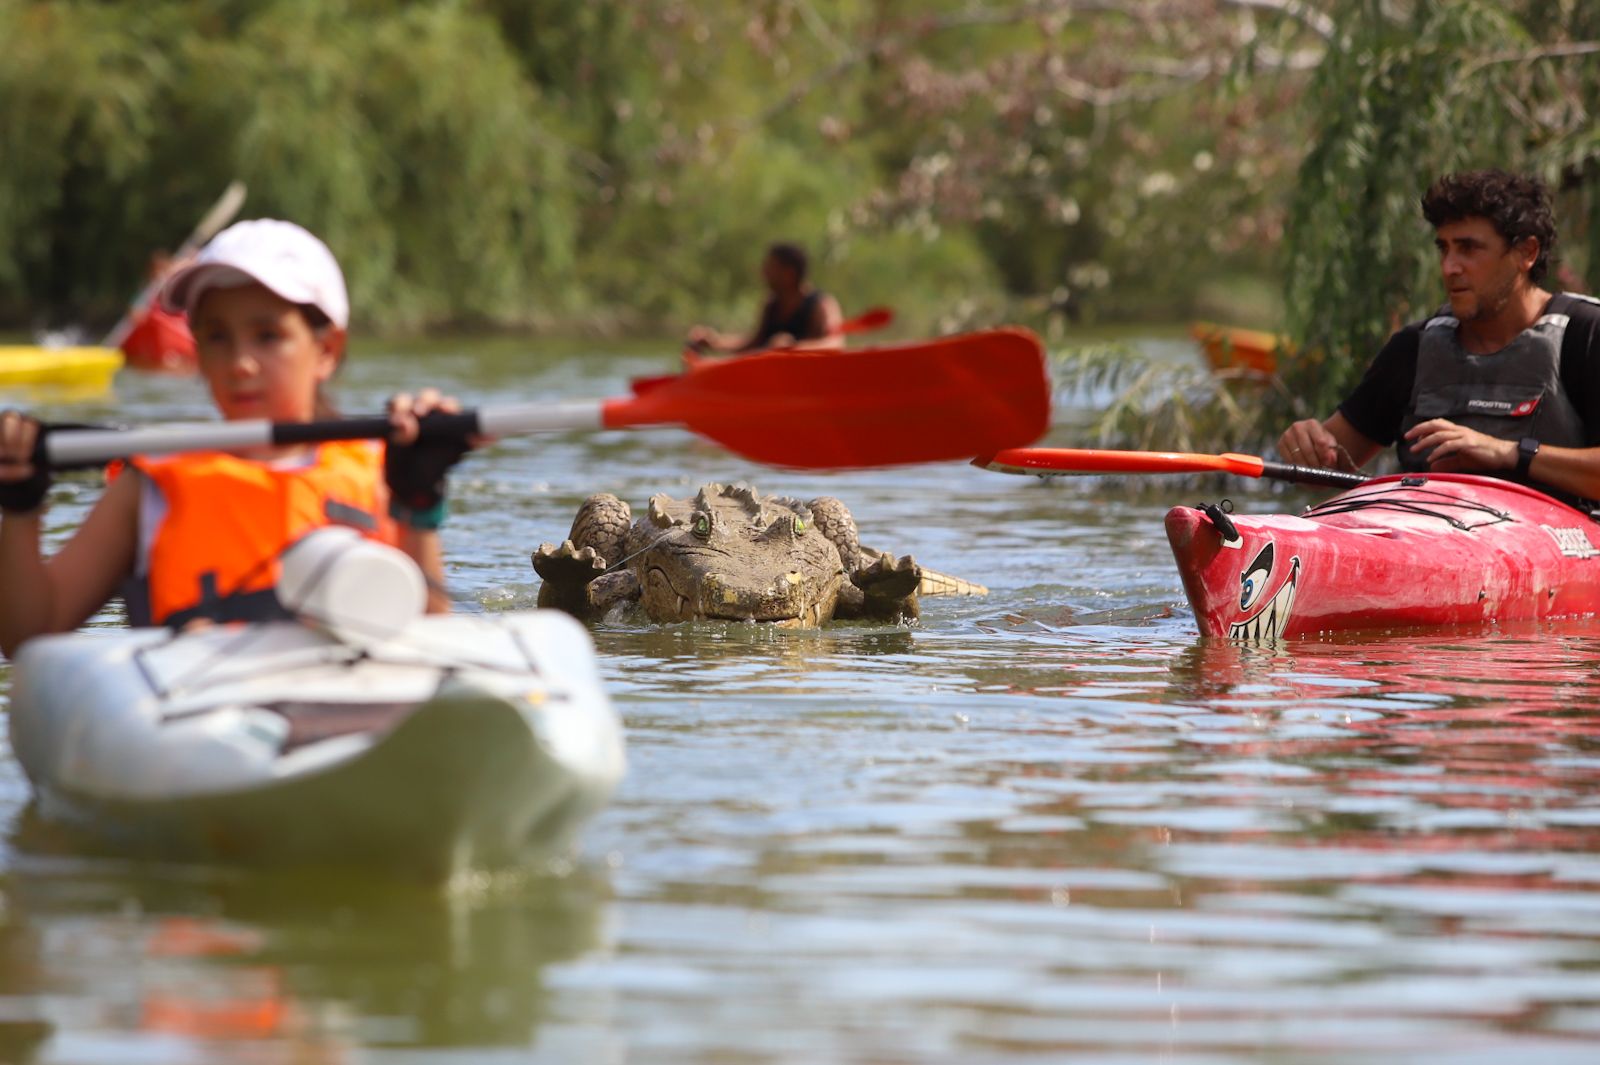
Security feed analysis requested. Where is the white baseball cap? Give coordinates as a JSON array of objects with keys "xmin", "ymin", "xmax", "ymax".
[{"xmin": 159, "ymin": 219, "xmax": 350, "ymax": 328}]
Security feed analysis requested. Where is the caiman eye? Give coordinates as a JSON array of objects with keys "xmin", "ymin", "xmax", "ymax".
[
  {"xmin": 691, "ymin": 514, "xmax": 712, "ymax": 539},
  {"xmin": 793, "ymin": 516, "xmax": 806, "ymax": 534},
  {"xmin": 1239, "ymin": 542, "xmax": 1274, "ymax": 611}
]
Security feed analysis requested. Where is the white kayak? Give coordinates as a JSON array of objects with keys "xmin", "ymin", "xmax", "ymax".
[{"xmin": 7, "ymin": 608, "xmax": 625, "ymax": 880}]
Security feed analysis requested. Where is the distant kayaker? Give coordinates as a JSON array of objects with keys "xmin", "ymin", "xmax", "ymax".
[
  {"xmin": 686, "ymin": 242, "xmax": 844, "ymax": 353},
  {"xmin": 1280, "ymin": 169, "xmax": 1600, "ymax": 501},
  {"xmin": 0, "ymin": 219, "xmax": 477, "ymax": 657}
]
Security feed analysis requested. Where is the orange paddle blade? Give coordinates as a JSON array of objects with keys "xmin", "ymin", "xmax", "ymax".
[{"xmin": 606, "ymin": 328, "xmax": 1050, "ymax": 468}]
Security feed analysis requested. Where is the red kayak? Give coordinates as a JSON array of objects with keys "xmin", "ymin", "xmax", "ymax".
[
  {"xmin": 1167, "ymin": 474, "xmax": 1600, "ymax": 638},
  {"xmin": 120, "ymin": 305, "xmax": 197, "ymax": 374}
]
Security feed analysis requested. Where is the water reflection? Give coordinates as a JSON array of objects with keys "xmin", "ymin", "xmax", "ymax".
[{"xmin": 1, "ymin": 862, "xmax": 608, "ymax": 1062}]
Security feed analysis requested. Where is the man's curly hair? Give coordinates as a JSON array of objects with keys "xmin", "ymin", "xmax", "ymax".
[{"xmin": 1421, "ymin": 169, "xmax": 1558, "ymax": 284}]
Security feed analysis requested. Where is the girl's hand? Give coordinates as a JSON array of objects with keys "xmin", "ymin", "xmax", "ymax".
[
  {"xmin": 0, "ymin": 411, "xmax": 50, "ymax": 514},
  {"xmin": 383, "ymin": 390, "xmax": 475, "ymax": 527}
]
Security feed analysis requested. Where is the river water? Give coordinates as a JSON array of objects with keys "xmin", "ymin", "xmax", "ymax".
[{"xmin": 2, "ymin": 340, "xmax": 1600, "ymax": 1063}]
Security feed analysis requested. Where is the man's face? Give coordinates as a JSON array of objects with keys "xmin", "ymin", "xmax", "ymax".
[
  {"xmin": 761, "ymin": 255, "xmax": 795, "ymax": 292},
  {"xmin": 1435, "ymin": 216, "xmax": 1536, "ymax": 322}
]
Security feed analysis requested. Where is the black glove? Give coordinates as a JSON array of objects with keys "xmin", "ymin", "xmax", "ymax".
[
  {"xmin": 0, "ymin": 413, "xmax": 50, "ymax": 515},
  {"xmin": 384, "ymin": 432, "xmax": 471, "ymax": 513}
]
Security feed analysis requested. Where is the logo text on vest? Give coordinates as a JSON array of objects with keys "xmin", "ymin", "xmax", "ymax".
[{"xmin": 1465, "ymin": 397, "xmax": 1540, "ymax": 416}]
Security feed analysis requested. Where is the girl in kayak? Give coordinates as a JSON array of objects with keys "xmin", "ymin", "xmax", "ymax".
[{"xmin": 0, "ymin": 219, "xmax": 472, "ymax": 657}]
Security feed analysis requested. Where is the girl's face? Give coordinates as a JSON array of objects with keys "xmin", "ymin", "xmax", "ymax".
[{"xmin": 192, "ymin": 282, "xmax": 344, "ymax": 422}]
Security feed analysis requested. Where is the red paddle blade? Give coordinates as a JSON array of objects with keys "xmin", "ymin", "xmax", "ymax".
[
  {"xmin": 605, "ymin": 328, "xmax": 1050, "ymax": 468},
  {"xmin": 976, "ymin": 448, "xmax": 1267, "ymax": 478},
  {"xmin": 630, "ymin": 371, "xmax": 679, "ymax": 395}
]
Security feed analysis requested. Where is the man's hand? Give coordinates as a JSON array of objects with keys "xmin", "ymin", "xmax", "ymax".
[
  {"xmin": 685, "ymin": 325, "xmax": 721, "ymax": 352},
  {"xmin": 1403, "ymin": 418, "xmax": 1518, "ymax": 472},
  {"xmin": 1278, "ymin": 418, "xmax": 1357, "ymax": 471}
]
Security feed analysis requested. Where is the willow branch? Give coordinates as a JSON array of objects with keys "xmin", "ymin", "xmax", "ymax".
[
  {"xmin": 1456, "ymin": 40, "xmax": 1600, "ymax": 81},
  {"xmin": 741, "ymin": 0, "xmax": 1330, "ymax": 131}
]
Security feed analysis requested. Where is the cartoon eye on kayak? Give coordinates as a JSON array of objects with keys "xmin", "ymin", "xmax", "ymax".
[
  {"xmin": 1230, "ymin": 541, "xmax": 1301, "ymax": 640},
  {"xmin": 1239, "ymin": 542, "xmax": 1274, "ymax": 612}
]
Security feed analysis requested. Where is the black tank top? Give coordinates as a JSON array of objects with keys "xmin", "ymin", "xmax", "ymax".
[{"xmin": 753, "ymin": 291, "xmax": 824, "ymax": 347}]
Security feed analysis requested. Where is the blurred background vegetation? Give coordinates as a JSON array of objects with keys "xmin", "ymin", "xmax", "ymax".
[{"xmin": 2, "ymin": 0, "xmax": 1598, "ymax": 449}]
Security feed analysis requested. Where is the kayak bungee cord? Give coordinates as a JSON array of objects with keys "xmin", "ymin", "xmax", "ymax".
[
  {"xmin": 1304, "ymin": 486, "xmax": 1514, "ymax": 531},
  {"xmin": 144, "ymin": 628, "xmax": 364, "ymax": 706},
  {"xmin": 141, "ymin": 600, "xmax": 557, "ymax": 705}
]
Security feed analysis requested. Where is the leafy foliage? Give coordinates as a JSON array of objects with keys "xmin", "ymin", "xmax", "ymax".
[
  {"xmin": 0, "ymin": 0, "xmax": 1322, "ymax": 333},
  {"xmin": 1055, "ymin": 343, "xmax": 1306, "ymax": 456},
  {"xmin": 3, "ymin": 0, "xmax": 1597, "ymax": 370}
]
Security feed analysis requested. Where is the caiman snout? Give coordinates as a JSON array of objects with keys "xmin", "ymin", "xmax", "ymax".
[{"xmin": 697, "ymin": 570, "xmax": 813, "ymax": 622}]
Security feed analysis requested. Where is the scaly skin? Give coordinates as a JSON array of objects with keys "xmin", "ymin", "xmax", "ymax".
[{"xmin": 532, "ymin": 483, "xmax": 985, "ymax": 625}]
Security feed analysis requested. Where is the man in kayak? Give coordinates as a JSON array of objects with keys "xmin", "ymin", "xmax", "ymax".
[
  {"xmin": 686, "ymin": 242, "xmax": 844, "ymax": 353},
  {"xmin": 1279, "ymin": 169, "xmax": 1600, "ymax": 501},
  {"xmin": 0, "ymin": 220, "xmax": 474, "ymax": 657}
]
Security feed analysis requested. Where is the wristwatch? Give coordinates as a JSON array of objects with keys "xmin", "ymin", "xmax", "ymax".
[{"xmin": 1516, "ymin": 436, "xmax": 1541, "ymax": 478}]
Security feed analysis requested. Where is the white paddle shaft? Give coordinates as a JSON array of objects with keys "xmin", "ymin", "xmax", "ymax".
[
  {"xmin": 43, "ymin": 401, "xmax": 609, "ymax": 467},
  {"xmin": 476, "ymin": 401, "xmax": 607, "ymax": 437}
]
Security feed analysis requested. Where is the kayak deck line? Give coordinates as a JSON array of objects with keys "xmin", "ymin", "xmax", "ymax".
[
  {"xmin": 1302, "ymin": 482, "xmax": 1514, "ymax": 530},
  {"xmin": 1168, "ymin": 472, "xmax": 1600, "ymax": 640}
]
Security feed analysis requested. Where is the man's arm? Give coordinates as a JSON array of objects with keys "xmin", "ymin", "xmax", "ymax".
[
  {"xmin": 1276, "ymin": 323, "xmax": 1422, "ymax": 471},
  {"xmin": 1278, "ymin": 412, "xmax": 1383, "ymax": 472},
  {"xmin": 789, "ymin": 294, "xmax": 846, "ymax": 351},
  {"xmin": 688, "ymin": 304, "xmax": 768, "ymax": 354},
  {"xmin": 1403, "ymin": 420, "xmax": 1600, "ymax": 499}
]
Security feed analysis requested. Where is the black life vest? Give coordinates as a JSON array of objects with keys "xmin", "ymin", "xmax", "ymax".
[{"xmin": 752, "ymin": 290, "xmax": 824, "ymax": 348}]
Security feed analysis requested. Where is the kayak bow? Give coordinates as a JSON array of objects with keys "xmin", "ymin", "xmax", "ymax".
[{"xmin": 1169, "ymin": 473, "xmax": 1600, "ymax": 638}]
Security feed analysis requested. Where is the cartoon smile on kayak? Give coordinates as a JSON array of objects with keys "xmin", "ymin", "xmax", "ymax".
[{"xmin": 1228, "ymin": 541, "xmax": 1300, "ymax": 640}]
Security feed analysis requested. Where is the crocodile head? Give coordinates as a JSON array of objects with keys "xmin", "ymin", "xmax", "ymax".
[{"xmin": 630, "ymin": 484, "xmax": 844, "ymax": 625}]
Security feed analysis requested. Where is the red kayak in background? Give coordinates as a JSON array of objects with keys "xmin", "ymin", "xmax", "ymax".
[
  {"xmin": 119, "ymin": 304, "xmax": 197, "ymax": 374},
  {"xmin": 631, "ymin": 324, "xmax": 1022, "ymax": 399},
  {"xmin": 1166, "ymin": 473, "xmax": 1600, "ymax": 638}
]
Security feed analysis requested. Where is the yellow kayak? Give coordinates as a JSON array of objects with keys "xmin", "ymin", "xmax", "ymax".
[{"xmin": 0, "ymin": 346, "xmax": 123, "ymax": 399}]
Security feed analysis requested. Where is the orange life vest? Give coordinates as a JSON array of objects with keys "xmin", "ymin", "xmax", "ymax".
[{"xmin": 126, "ymin": 441, "xmax": 394, "ymax": 626}]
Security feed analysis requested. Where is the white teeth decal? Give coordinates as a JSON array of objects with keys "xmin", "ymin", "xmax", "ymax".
[{"xmin": 1229, "ymin": 556, "xmax": 1300, "ymax": 640}]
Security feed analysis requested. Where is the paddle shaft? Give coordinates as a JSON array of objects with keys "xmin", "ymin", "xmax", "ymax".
[
  {"xmin": 41, "ymin": 404, "xmax": 602, "ymax": 470},
  {"xmin": 102, "ymin": 181, "xmax": 248, "ymax": 348},
  {"xmin": 978, "ymin": 447, "xmax": 1368, "ymax": 488},
  {"xmin": 1251, "ymin": 459, "xmax": 1369, "ymax": 488},
  {"xmin": 838, "ymin": 306, "xmax": 892, "ymax": 334}
]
